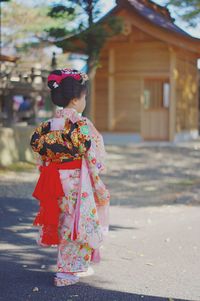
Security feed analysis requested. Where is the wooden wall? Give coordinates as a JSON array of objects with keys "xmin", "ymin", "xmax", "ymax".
[
  {"xmin": 114, "ymin": 76, "xmax": 141, "ymax": 131},
  {"xmin": 114, "ymin": 41, "xmax": 169, "ymax": 74},
  {"xmin": 92, "ymin": 9, "xmax": 200, "ymax": 140},
  {"xmin": 175, "ymin": 51, "xmax": 199, "ymax": 133},
  {"xmin": 94, "ymin": 27, "xmax": 170, "ymax": 132}
]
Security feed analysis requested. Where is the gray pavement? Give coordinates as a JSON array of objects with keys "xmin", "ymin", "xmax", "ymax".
[{"xmin": 1, "ymin": 143, "xmax": 200, "ymax": 301}]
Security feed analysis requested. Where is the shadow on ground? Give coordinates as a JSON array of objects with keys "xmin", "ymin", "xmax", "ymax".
[
  {"xmin": 0, "ymin": 144, "xmax": 200, "ymax": 300},
  {"xmin": 0, "ymin": 264, "xmax": 191, "ymax": 301},
  {"xmin": 0, "ymin": 197, "xmax": 191, "ymax": 301},
  {"xmin": 103, "ymin": 145, "xmax": 200, "ymax": 207},
  {"xmin": 1, "ymin": 145, "xmax": 200, "ymax": 208}
]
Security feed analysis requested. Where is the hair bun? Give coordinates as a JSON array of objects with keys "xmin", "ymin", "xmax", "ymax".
[
  {"xmin": 47, "ymin": 70, "xmax": 62, "ymax": 90},
  {"xmin": 47, "ymin": 68, "xmax": 88, "ymax": 90}
]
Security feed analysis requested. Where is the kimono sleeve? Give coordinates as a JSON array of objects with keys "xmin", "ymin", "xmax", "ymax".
[
  {"xmin": 81, "ymin": 119, "xmax": 110, "ymax": 207},
  {"xmin": 30, "ymin": 121, "xmax": 51, "ymax": 154},
  {"xmin": 71, "ymin": 119, "xmax": 91, "ymax": 155}
]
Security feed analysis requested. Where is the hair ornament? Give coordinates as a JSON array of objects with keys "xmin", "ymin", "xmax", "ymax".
[{"xmin": 47, "ymin": 68, "xmax": 88, "ymax": 90}]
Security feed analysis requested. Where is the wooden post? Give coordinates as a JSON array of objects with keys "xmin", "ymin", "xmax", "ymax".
[
  {"xmin": 169, "ymin": 48, "xmax": 177, "ymax": 141},
  {"xmin": 140, "ymin": 78, "xmax": 144, "ymax": 137},
  {"xmin": 108, "ymin": 48, "xmax": 115, "ymax": 131}
]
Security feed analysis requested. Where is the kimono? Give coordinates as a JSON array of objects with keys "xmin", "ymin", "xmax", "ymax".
[{"xmin": 30, "ymin": 108, "xmax": 110, "ymax": 273}]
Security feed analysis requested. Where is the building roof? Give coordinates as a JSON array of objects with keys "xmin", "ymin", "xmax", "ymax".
[
  {"xmin": 111, "ymin": 0, "xmax": 200, "ymax": 54},
  {"xmin": 125, "ymin": 0, "xmax": 190, "ymax": 37},
  {"xmin": 60, "ymin": 0, "xmax": 200, "ymax": 55}
]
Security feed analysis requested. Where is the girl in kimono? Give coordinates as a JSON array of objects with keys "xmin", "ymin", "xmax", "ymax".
[{"xmin": 30, "ymin": 68, "xmax": 110, "ymax": 287}]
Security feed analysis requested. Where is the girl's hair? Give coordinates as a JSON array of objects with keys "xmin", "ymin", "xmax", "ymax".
[{"xmin": 47, "ymin": 69, "xmax": 88, "ymax": 107}]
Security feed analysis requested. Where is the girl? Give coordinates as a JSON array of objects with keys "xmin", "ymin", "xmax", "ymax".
[{"xmin": 30, "ymin": 68, "xmax": 110, "ymax": 287}]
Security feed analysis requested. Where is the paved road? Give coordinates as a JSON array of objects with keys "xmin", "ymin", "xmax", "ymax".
[{"xmin": 1, "ymin": 144, "xmax": 200, "ymax": 301}]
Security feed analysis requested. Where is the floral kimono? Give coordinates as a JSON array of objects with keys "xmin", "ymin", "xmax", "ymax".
[{"xmin": 30, "ymin": 108, "xmax": 110, "ymax": 273}]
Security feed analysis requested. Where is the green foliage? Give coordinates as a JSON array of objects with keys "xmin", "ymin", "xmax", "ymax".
[
  {"xmin": 48, "ymin": 0, "xmax": 123, "ymax": 117},
  {"xmin": 47, "ymin": 5, "xmax": 75, "ymax": 19},
  {"xmin": 79, "ymin": 16, "xmax": 123, "ymax": 57},
  {"xmin": 48, "ymin": 0, "xmax": 123, "ymax": 73},
  {"xmin": 166, "ymin": 0, "xmax": 200, "ymax": 26}
]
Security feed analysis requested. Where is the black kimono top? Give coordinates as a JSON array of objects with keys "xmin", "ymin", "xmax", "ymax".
[{"xmin": 30, "ymin": 118, "xmax": 91, "ymax": 163}]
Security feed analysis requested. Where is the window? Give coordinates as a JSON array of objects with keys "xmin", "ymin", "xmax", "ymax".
[
  {"xmin": 163, "ymin": 83, "xmax": 170, "ymax": 108},
  {"xmin": 144, "ymin": 79, "xmax": 170, "ymax": 109}
]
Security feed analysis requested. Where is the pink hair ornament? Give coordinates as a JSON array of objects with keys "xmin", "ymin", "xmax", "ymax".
[{"xmin": 47, "ymin": 68, "xmax": 88, "ymax": 90}]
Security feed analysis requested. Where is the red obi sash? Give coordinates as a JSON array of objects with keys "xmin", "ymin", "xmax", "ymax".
[{"xmin": 32, "ymin": 159, "xmax": 82, "ymax": 245}]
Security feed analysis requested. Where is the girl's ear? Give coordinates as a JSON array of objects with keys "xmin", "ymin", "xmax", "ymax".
[{"xmin": 71, "ymin": 98, "xmax": 78, "ymax": 105}]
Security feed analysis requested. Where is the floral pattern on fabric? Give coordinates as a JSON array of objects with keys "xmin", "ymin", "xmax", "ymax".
[
  {"xmin": 32, "ymin": 108, "xmax": 110, "ymax": 272},
  {"xmin": 57, "ymin": 168, "xmax": 93, "ymax": 272},
  {"xmin": 74, "ymin": 158, "xmax": 104, "ymax": 249},
  {"xmin": 30, "ymin": 117, "xmax": 91, "ymax": 162},
  {"xmin": 57, "ymin": 240, "xmax": 92, "ymax": 273}
]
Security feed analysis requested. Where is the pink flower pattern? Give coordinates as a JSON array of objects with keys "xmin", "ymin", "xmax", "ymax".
[{"xmin": 35, "ymin": 108, "xmax": 110, "ymax": 273}]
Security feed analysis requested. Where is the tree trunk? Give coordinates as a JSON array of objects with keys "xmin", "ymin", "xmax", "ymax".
[{"xmin": 83, "ymin": 54, "xmax": 98, "ymax": 119}]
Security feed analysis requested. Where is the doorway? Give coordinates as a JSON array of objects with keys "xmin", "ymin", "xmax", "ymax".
[{"xmin": 141, "ymin": 79, "xmax": 170, "ymax": 140}]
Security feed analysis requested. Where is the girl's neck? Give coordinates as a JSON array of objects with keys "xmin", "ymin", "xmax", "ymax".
[{"xmin": 64, "ymin": 105, "xmax": 77, "ymax": 112}]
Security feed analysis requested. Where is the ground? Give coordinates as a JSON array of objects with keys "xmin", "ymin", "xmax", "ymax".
[{"xmin": 0, "ymin": 141, "xmax": 200, "ymax": 301}]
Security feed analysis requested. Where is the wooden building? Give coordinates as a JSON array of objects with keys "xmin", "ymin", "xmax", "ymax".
[
  {"xmin": 69, "ymin": 0, "xmax": 200, "ymax": 141},
  {"xmin": 92, "ymin": 0, "xmax": 200, "ymax": 141}
]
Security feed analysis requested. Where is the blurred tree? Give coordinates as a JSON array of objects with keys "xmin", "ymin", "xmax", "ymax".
[
  {"xmin": 1, "ymin": 1, "xmax": 75, "ymax": 56},
  {"xmin": 166, "ymin": 0, "xmax": 200, "ymax": 27},
  {"xmin": 48, "ymin": 2, "xmax": 122, "ymax": 74},
  {"xmin": 48, "ymin": 0, "xmax": 123, "ymax": 117},
  {"xmin": 2, "ymin": 0, "xmax": 122, "ymax": 117}
]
